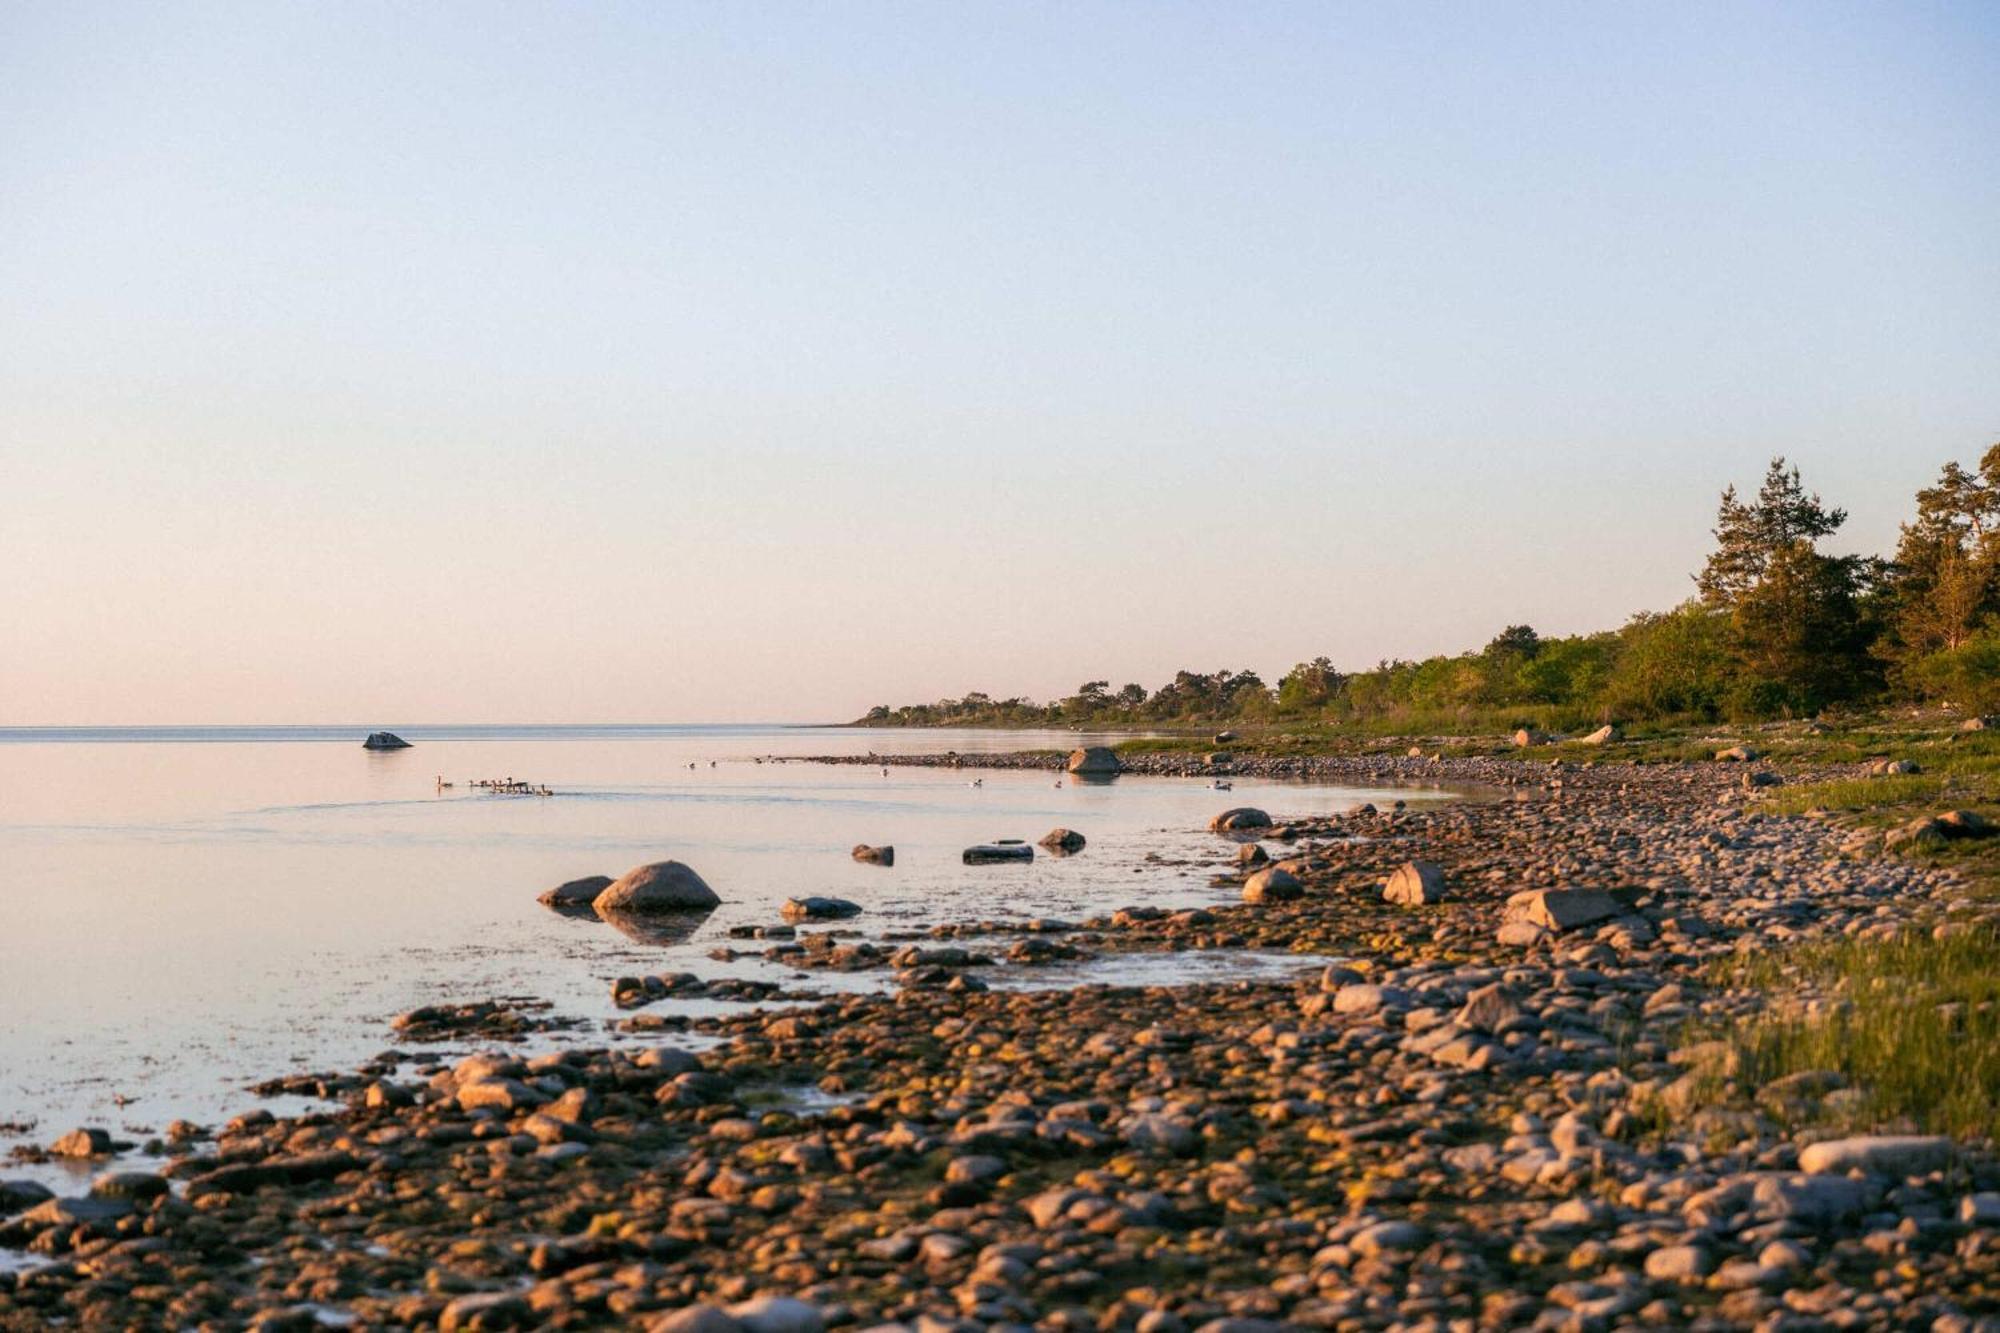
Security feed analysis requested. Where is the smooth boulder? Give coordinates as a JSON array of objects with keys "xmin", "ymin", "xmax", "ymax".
[
  {"xmin": 539, "ymin": 874, "xmax": 613, "ymax": 907},
  {"xmin": 1209, "ymin": 807, "xmax": 1272, "ymax": 833},
  {"xmin": 50, "ymin": 1128, "xmax": 112, "ymax": 1158},
  {"xmin": 1383, "ymin": 860, "xmax": 1447, "ymax": 906},
  {"xmin": 1065, "ymin": 746, "xmax": 1121, "ymax": 776},
  {"xmin": 593, "ymin": 861, "xmax": 721, "ymax": 913},
  {"xmin": 1242, "ymin": 867, "xmax": 1303, "ymax": 903},
  {"xmin": 851, "ymin": 844, "xmax": 895, "ymax": 866},
  {"xmin": 1038, "ymin": 827, "xmax": 1086, "ymax": 853}
]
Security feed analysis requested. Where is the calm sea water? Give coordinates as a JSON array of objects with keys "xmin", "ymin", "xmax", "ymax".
[{"xmin": 0, "ymin": 724, "xmax": 1438, "ymax": 1178}]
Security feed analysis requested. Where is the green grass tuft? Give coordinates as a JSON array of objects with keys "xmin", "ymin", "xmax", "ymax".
[{"xmin": 1713, "ymin": 929, "xmax": 2000, "ymax": 1140}]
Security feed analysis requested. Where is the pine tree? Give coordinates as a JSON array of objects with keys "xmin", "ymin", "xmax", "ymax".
[
  {"xmin": 1696, "ymin": 457, "xmax": 1871, "ymax": 711},
  {"xmin": 1697, "ymin": 457, "xmax": 1848, "ymax": 604},
  {"xmin": 1884, "ymin": 445, "xmax": 2000, "ymax": 661}
]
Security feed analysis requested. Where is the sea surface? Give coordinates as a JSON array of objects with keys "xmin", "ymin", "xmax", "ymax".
[{"xmin": 0, "ymin": 723, "xmax": 1442, "ymax": 1185}]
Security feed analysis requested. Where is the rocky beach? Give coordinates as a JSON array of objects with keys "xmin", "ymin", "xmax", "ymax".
[{"xmin": 6, "ymin": 737, "xmax": 2000, "ymax": 1332}]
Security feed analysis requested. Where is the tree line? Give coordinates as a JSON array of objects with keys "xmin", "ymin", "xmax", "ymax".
[{"xmin": 856, "ymin": 445, "xmax": 2000, "ymax": 730}]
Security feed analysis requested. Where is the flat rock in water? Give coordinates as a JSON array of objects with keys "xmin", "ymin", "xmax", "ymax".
[
  {"xmin": 361, "ymin": 731, "xmax": 412, "ymax": 750},
  {"xmin": 19, "ymin": 1195, "xmax": 132, "ymax": 1229},
  {"xmin": 1798, "ymin": 1136, "xmax": 1953, "ymax": 1177},
  {"xmin": 538, "ymin": 874, "xmax": 613, "ymax": 907},
  {"xmin": 1505, "ymin": 888, "xmax": 1622, "ymax": 932},
  {"xmin": 781, "ymin": 896, "xmax": 862, "ymax": 922},
  {"xmin": 963, "ymin": 844, "xmax": 1034, "ymax": 865},
  {"xmin": 850, "ymin": 844, "xmax": 894, "ymax": 865},
  {"xmin": 1383, "ymin": 859, "xmax": 1447, "ymax": 906},
  {"xmin": 1209, "ymin": 807, "xmax": 1272, "ymax": 832},
  {"xmin": 594, "ymin": 860, "xmax": 721, "ymax": 912}
]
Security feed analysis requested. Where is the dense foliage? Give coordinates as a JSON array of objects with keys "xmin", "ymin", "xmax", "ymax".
[{"xmin": 857, "ymin": 447, "xmax": 2000, "ymax": 729}]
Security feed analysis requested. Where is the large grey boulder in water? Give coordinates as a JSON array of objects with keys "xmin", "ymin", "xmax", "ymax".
[
  {"xmin": 1065, "ymin": 746, "xmax": 1121, "ymax": 775},
  {"xmin": 362, "ymin": 731, "xmax": 412, "ymax": 750},
  {"xmin": 593, "ymin": 861, "xmax": 721, "ymax": 913}
]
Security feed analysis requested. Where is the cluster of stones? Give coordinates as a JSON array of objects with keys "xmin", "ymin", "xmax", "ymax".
[{"xmin": 5, "ymin": 750, "xmax": 2000, "ymax": 1330}]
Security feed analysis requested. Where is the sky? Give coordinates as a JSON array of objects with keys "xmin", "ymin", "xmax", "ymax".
[{"xmin": 1, "ymin": 2, "xmax": 1996, "ymax": 725}]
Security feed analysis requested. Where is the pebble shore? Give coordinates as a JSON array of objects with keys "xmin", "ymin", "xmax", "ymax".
[{"xmin": 5, "ymin": 751, "xmax": 1999, "ymax": 1332}]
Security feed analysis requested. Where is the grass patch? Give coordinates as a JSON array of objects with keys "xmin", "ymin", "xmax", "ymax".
[
  {"xmin": 1755, "ymin": 774, "xmax": 1950, "ymax": 816},
  {"xmin": 1711, "ymin": 929, "xmax": 2000, "ymax": 1140}
]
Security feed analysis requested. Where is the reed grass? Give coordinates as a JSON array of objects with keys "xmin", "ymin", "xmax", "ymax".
[{"xmin": 1713, "ymin": 930, "xmax": 2000, "ymax": 1140}]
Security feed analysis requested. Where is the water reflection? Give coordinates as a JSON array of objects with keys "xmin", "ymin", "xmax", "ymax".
[{"xmin": 594, "ymin": 906, "xmax": 718, "ymax": 948}]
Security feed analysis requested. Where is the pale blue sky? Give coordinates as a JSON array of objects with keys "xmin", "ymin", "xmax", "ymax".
[{"xmin": 2, "ymin": 2, "xmax": 1996, "ymax": 723}]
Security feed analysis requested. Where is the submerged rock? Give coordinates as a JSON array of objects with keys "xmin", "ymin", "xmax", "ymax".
[
  {"xmin": 594, "ymin": 860, "xmax": 721, "ymax": 912},
  {"xmin": 361, "ymin": 731, "xmax": 411, "ymax": 750},
  {"xmin": 781, "ymin": 896, "xmax": 862, "ymax": 922},
  {"xmin": 963, "ymin": 844, "xmax": 1034, "ymax": 865}
]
